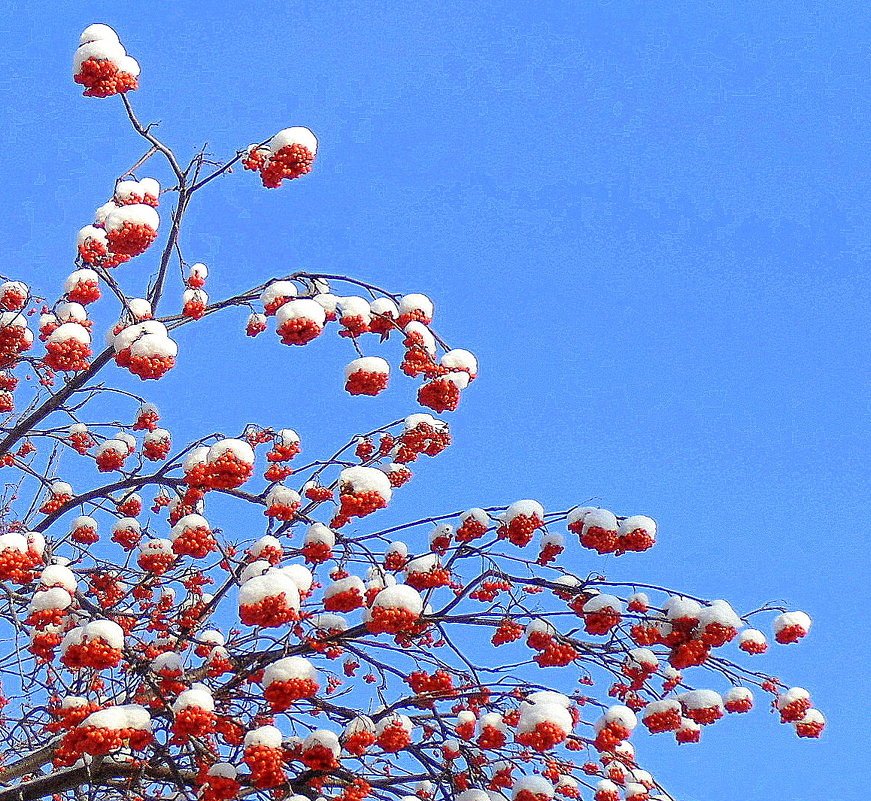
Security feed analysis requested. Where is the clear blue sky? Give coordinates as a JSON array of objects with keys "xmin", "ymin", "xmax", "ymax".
[{"xmin": 2, "ymin": 1, "xmax": 868, "ymax": 799}]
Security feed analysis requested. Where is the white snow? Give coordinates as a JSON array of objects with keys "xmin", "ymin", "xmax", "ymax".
[
  {"xmin": 681, "ymin": 689, "xmax": 723, "ymax": 711},
  {"xmin": 440, "ymin": 348, "xmax": 478, "ymax": 377},
  {"xmin": 172, "ymin": 683, "xmax": 215, "ymax": 713},
  {"xmin": 399, "ymin": 293, "xmax": 434, "ymax": 320},
  {"xmin": 260, "ymin": 281, "xmax": 298, "ymax": 308},
  {"xmin": 618, "ymin": 515, "xmax": 657, "ymax": 538},
  {"xmin": 79, "ymin": 24, "xmax": 120, "ymax": 45},
  {"xmin": 239, "ymin": 571, "xmax": 300, "ymax": 610},
  {"xmin": 244, "ymin": 724, "xmax": 283, "ymax": 749},
  {"xmin": 582, "ymin": 594, "xmax": 622, "ymax": 614},
  {"xmin": 276, "ymin": 298, "xmax": 326, "ymax": 325},
  {"xmin": 305, "ymin": 523, "xmax": 336, "ymax": 547},
  {"xmin": 339, "ymin": 466, "xmax": 393, "ymax": 500},
  {"xmin": 773, "ymin": 611, "xmax": 811, "ymax": 634},
  {"xmin": 40, "ymin": 564, "xmax": 79, "ymax": 592},
  {"xmin": 344, "ymin": 356, "xmax": 389, "ymax": 378},
  {"xmin": 269, "ymin": 127, "xmax": 318, "ymax": 155},
  {"xmin": 81, "ymin": 704, "xmax": 151, "ymax": 732},
  {"xmin": 372, "ymin": 584, "xmax": 423, "ymax": 614},
  {"xmin": 207, "ymin": 438, "xmax": 255, "ymax": 465},
  {"xmin": 29, "ymin": 587, "xmax": 73, "ymax": 613},
  {"xmin": 513, "ymin": 776, "xmax": 553, "ymax": 799}
]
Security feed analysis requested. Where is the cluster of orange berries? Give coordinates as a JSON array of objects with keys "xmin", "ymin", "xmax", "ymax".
[
  {"xmin": 365, "ymin": 606, "xmax": 421, "ymax": 636},
  {"xmin": 569, "ymin": 514, "xmax": 655, "ymax": 555},
  {"xmin": 492, "ymin": 618, "xmax": 524, "ymax": 646},
  {"xmin": 498, "ymin": 513, "xmax": 545, "ymax": 547},
  {"xmin": 534, "ymin": 639, "xmax": 581, "ymax": 668},
  {"xmin": 172, "ymin": 706, "xmax": 216, "ymax": 738},
  {"xmin": 299, "ymin": 539, "xmax": 331, "ymax": 564},
  {"xmin": 60, "ymin": 640, "xmax": 122, "ymax": 671},
  {"xmin": 95, "ymin": 444, "xmax": 128, "ymax": 472},
  {"xmin": 324, "ymin": 588, "xmax": 364, "ymax": 613},
  {"xmin": 64, "ymin": 724, "xmax": 152, "ymax": 758},
  {"xmin": 243, "ymin": 744, "xmax": 285, "ymax": 789},
  {"xmin": 0, "ymin": 547, "xmax": 40, "ymax": 583},
  {"xmin": 137, "ymin": 550, "xmax": 176, "ymax": 576},
  {"xmin": 0, "ymin": 320, "xmax": 32, "ymax": 369},
  {"xmin": 0, "ymin": 284, "xmax": 27, "ymax": 310},
  {"xmin": 244, "ymin": 142, "xmax": 316, "ymax": 188},
  {"xmin": 46, "ymin": 700, "xmax": 102, "ymax": 733},
  {"xmin": 345, "ymin": 366, "xmax": 390, "ymax": 396},
  {"xmin": 263, "ymin": 677, "xmax": 319, "ymax": 711},
  {"xmin": 375, "ymin": 719, "xmax": 412, "ymax": 752},
  {"xmin": 416, "ymin": 375, "xmax": 463, "ymax": 413},
  {"xmin": 203, "ymin": 451, "xmax": 254, "ymax": 490},
  {"xmin": 395, "ymin": 421, "xmax": 451, "ymax": 464},
  {"xmin": 406, "ymin": 670, "xmax": 456, "ymax": 700},
  {"xmin": 383, "ymin": 549, "xmax": 407, "ymax": 571},
  {"xmin": 300, "ymin": 741, "xmax": 339, "ymax": 771},
  {"xmin": 172, "ymin": 526, "xmax": 217, "ymax": 559},
  {"xmin": 44, "ymin": 337, "xmax": 92, "ymax": 372},
  {"xmin": 515, "ymin": 720, "xmax": 571, "ymax": 753},
  {"xmin": 143, "ymin": 436, "xmax": 171, "ymax": 461},
  {"xmin": 201, "ymin": 771, "xmax": 241, "ymax": 801},
  {"xmin": 71, "ymin": 522, "xmax": 99, "ymax": 545},
  {"xmin": 340, "ymin": 727, "xmax": 375, "ymax": 755},
  {"xmin": 331, "ymin": 489, "xmax": 388, "ymax": 528},
  {"xmin": 341, "ymin": 778, "xmax": 371, "ymax": 801},
  {"xmin": 405, "ymin": 565, "xmax": 451, "ymax": 591},
  {"xmin": 75, "ymin": 56, "xmax": 138, "ymax": 97},
  {"xmin": 470, "ymin": 578, "xmax": 512, "ymax": 602},
  {"xmin": 89, "ymin": 572, "xmax": 126, "ymax": 607},
  {"xmin": 301, "ymin": 480, "xmax": 331, "ymax": 502},
  {"xmin": 239, "ymin": 596, "xmax": 298, "ymax": 628}
]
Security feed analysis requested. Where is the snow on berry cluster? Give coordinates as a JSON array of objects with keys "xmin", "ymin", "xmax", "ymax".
[
  {"xmin": 244, "ymin": 127, "xmax": 319, "ymax": 188},
  {"xmin": 78, "ymin": 179, "xmax": 160, "ymax": 267},
  {"xmin": 73, "ymin": 25, "xmax": 139, "ymax": 97}
]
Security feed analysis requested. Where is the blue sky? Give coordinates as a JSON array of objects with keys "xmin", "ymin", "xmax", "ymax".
[{"xmin": 2, "ymin": 1, "xmax": 868, "ymax": 799}]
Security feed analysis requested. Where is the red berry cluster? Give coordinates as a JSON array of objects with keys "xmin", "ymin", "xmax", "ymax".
[
  {"xmin": 393, "ymin": 422, "xmax": 451, "ymax": 464},
  {"xmin": 127, "ymin": 353, "xmax": 175, "ymax": 381},
  {"xmin": 498, "ymin": 513, "xmax": 544, "ymax": 547},
  {"xmin": 366, "ymin": 606, "xmax": 420, "ymax": 636},
  {"xmin": 137, "ymin": 551, "xmax": 176, "ymax": 576},
  {"xmin": 239, "ymin": 596, "xmax": 298, "ymax": 628},
  {"xmin": 492, "ymin": 618, "xmax": 524, "ymax": 646},
  {"xmin": 61, "ymin": 640, "xmax": 123, "ymax": 671},
  {"xmin": 66, "ymin": 278, "xmax": 101, "ymax": 305},
  {"xmin": 277, "ymin": 317, "xmax": 323, "ymax": 345},
  {"xmin": 343, "ymin": 729, "xmax": 376, "ymax": 755},
  {"xmin": 584, "ymin": 609, "xmax": 622, "ymax": 636},
  {"xmin": 256, "ymin": 144, "xmax": 315, "ymax": 188},
  {"xmin": 405, "ymin": 566, "xmax": 451, "ymax": 591},
  {"xmin": 376, "ymin": 720, "xmax": 411, "ymax": 752},
  {"xmin": 300, "ymin": 742, "xmax": 339, "ymax": 770},
  {"xmin": 172, "ymin": 706, "xmax": 216, "ymax": 738},
  {"xmin": 43, "ymin": 339, "xmax": 91, "ymax": 372},
  {"xmin": 331, "ymin": 489, "xmax": 388, "ymax": 528},
  {"xmin": 243, "ymin": 744, "xmax": 285, "ymax": 789},
  {"xmin": 417, "ymin": 376, "xmax": 461, "ymax": 413},
  {"xmin": 106, "ymin": 223, "xmax": 157, "ymax": 258},
  {"xmin": 345, "ymin": 368, "xmax": 389, "ymax": 397},
  {"xmin": 515, "ymin": 721, "xmax": 568, "ymax": 752},
  {"xmin": 0, "ymin": 324, "xmax": 31, "ymax": 369},
  {"xmin": 74, "ymin": 57, "xmax": 137, "ymax": 97},
  {"xmin": 301, "ymin": 540, "xmax": 333, "ymax": 564},
  {"xmin": 264, "ymin": 677, "xmax": 319, "ymax": 711}
]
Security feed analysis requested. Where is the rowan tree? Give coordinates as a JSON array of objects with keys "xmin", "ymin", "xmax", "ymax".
[{"xmin": 0, "ymin": 24, "xmax": 823, "ymax": 801}]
